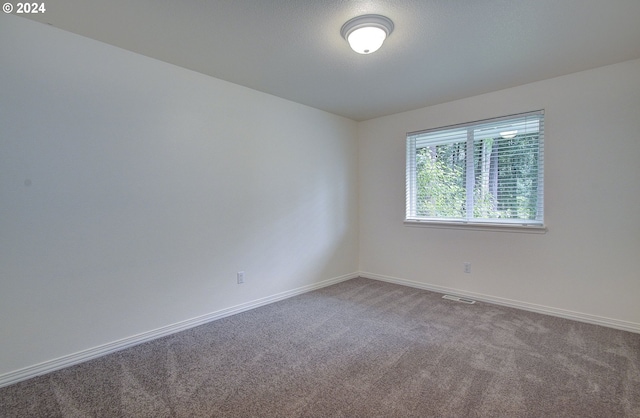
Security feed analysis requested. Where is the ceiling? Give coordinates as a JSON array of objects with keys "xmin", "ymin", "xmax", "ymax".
[{"xmin": 21, "ymin": 0, "xmax": 640, "ymax": 121}]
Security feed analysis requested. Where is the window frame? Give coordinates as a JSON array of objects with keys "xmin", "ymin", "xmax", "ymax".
[{"xmin": 405, "ymin": 110, "xmax": 546, "ymax": 233}]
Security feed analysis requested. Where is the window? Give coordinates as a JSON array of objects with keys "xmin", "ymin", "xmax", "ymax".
[{"xmin": 406, "ymin": 110, "xmax": 544, "ymax": 228}]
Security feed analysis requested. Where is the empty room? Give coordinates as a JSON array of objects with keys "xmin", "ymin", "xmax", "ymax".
[{"xmin": 1, "ymin": 1, "xmax": 639, "ymax": 416}]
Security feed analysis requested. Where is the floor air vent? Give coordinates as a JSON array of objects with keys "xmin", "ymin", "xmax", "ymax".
[{"xmin": 442, "ymin": 294, "xmax": 476, "ymax": 304}]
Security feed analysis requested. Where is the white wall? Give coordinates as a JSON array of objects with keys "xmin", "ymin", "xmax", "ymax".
[
  {"xmin": 0, "ymin": 14, "xmax": 358, "ymax": 377},
  {"xmin": 359, "ymin": 59, "xmax": 640, "ymax": 329},
  {"xmin": 2, "ymin": 11, "xmax": 639, "ymax": 386}
]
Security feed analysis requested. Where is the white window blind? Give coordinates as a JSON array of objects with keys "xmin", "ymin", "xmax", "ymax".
[{"xmin": 406, "ymin": 110, "xmax": 544, "ymax": 227}]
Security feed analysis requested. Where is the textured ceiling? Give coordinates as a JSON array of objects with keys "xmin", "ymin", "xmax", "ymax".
[{"xmin": 21, "ymin": 0, "xmax": 640, "ymax": 121}]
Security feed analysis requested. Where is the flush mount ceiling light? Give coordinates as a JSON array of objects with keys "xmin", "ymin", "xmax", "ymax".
[{"xmin": 340, "ymin": 14, "xmax": 394, "ymax": 54}]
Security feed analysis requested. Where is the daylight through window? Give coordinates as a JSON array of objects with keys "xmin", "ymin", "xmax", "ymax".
[{"xmin": 406, "ymin": 111, "xmax": 544, "ymax": 227}]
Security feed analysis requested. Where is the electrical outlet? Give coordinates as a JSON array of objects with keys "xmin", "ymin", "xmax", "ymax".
[
  {"xmin": 237, "ymin": 271, "xmax": 245, "ymax": 284},
  {"xmin": 464, "ymin": 262, "xmax": 471, "ymax": 274}
]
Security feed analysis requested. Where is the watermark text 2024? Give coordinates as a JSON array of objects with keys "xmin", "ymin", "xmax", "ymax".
[{"xmin": 3, "ymin": 3, "xmax": 46, "ymax": 13}]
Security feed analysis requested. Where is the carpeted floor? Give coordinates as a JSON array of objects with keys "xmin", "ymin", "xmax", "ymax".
[{"xmin": 1, "ymin": 277, "xmax": 639, "ymax": 417}]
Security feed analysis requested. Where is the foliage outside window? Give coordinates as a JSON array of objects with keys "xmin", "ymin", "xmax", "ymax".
[{"xmin": 406, "ymin": 111, "xmax": 544, "ymax": 227}]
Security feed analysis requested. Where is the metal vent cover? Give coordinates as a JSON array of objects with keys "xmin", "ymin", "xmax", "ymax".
[{"xmin": 442, "ymin": 294, "xmax": 476, "ymax": 304}]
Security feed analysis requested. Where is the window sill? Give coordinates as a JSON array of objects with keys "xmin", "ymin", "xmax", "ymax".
[{"xmin": 404, "ymin": 219, "xmax": 547, "ymax": 234}]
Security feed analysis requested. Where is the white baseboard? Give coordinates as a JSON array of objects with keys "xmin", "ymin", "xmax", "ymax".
[
  {"xmin": 0, "ymin": 272, "xmax": 359, "ymax": 389},
  {"xmin": 5, "ymin": 270, "xmax": 635, "ymax": 389},
  {"xmin": 361, "ymin": 271, "xmax": 640, "ymax": 334}
]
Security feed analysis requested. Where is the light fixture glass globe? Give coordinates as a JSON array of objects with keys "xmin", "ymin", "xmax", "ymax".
[
  {"xmin": 347, "ymin": 26, "xmax": 387, "ymax": 54},
  {"xmin": 341, "ymin": 15, "xmax": 394, "ymax": 55}
]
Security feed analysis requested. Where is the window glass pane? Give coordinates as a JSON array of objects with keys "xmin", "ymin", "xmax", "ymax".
[
  {"xmin": 415, "ymin": 142, "xmax": 466, "ymax": 218},
  {"xmin": 494, "ymin": 133, "xmax": 540, "ymax": 220}
]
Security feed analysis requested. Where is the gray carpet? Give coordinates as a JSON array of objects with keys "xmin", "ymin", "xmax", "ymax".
[{"xmin": 1, "ymin": 277, "xmax": 639, "ymax": 417}]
